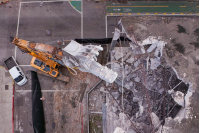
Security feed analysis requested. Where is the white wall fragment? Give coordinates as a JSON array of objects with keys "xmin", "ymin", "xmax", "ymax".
[
  {"xmin": 113, "ymin": 127, "xmax": 125, "ymax": 133},
  {"xmin": 171, "ymin": 91, "xmax": 185, "ymax": 107},
  {"xmin": 150, "ymin": 112, "xmax": 160, "ymax": 129},
  {"xmin": 139, "ymin": 36, "xmax": 167, "ymax": 58},
  {"xmin": 147, "ymin": 43, "xmax": 157, "ymax": 53},
  {"xmin": 126, "ymin": 55, "xmax": 135, "ymax": 64},
  {"xmin": 150, "ymin": 58, "xmax": 160, "ymax": 70},
  {"xmin": 136, "ymin": 101, "xmax": 144, "ymax": 118}
]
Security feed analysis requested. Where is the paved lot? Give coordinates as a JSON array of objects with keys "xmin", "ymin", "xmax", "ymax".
[
  {"xmin": 0, "ymin": 67, "xmax": 13, "ymax": 133},
  {"xmin": 0, "ymin": 0, "xmax": 107, "ymax": 133},
  {"xmin": 16, "ymin": 1, "xmax": 81, "ymax": 65}
]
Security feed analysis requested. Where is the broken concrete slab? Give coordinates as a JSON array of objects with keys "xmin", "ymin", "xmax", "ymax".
[
  {"xmin": 134, "ymin": 59, "xmax": 140, "ymax": 68},
  {"xmin": 113, "ymin": 127, "xmax": 125, "ymax": 133},
  {"xmin": 150, "ymin": 112, "xmax": 160, "ymax": 129},
  {"xmin": 134, "ymin": 77, "xmax": 140, "ymax": 82},
  {"xmin": 100, "ymin": 87, "xmax": 109, "ymax": 94},
  {"xmin": 150, "ymin": 58, "xmax": 160, "ymax": 70},
  {"xmin": 126, "ymin": 55, "xmax": 135, "ymax": 64},
  {"xmin": 171, "ymin": 91, "xmax": 185, "ymax": 107},
  {"xmin": 112, "ymin": 106, "xmax": 118, "ymax": 113},
  {"xmin": 111, "ymin": 91, "xmax": 120, "ymax": 99}
]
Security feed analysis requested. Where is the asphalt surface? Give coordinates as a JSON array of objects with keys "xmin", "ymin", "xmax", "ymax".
[{"xmin": 0, "ymin": 0, "xmax": 107, "ymax": 133}]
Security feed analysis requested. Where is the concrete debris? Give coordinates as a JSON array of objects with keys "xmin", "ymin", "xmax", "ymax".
[
  {"xmin": 134, "ymin": 59, "xmax": 140, "ymax": 67},
  {"xmin": 150, "ymin": 58, "xmax": 160, "ymax": 70},
  {"xmin": 112, "ymin": 91, "xmax": 120, "ymax": 99},
  {"xmin": 132, "ymin": 73, "xmax": 137, "ymax": 78},
  {"xmin": 134, "ymin": 77, "xmax": 140, "ymax": 82},
  {"xmin": 136, "ymin": 101, "xmax": 144, "ymax": 118},
  {"xmin": 114, "ymin": 100, "xmax": 119, "ymax": 107},
  {"xmin": 139, "ymin": 36, "xmax": 166, "ymax": 58},
  {"xmin": 171, "ymin": 91, "xmax": 185, "ymax": 107},
  {"xmin": 123, "ymin": 51, "xmax": 133, "ymax": 61},
  {"xmin": 125, "ymin": 104, "xmax": 133, "ymax": 113},
  {"xmin": 112, "ymin": 107, "xmax": 118, "ymax": 112},
  {"xmin": 110, "ymin": 28, "xmax": 121, "ymax": 51},
  {"xmin": 154, "ymin": 40, "xmax": 166, "ymax": 58},
  {"xmin": 147, "ymin": 43, "xmax": 157, "ymax": 53},
  {"xmin": 119, "ymin": 113, "xmax": 127, "ymax": 120},
  {"xmin": 124, "ymin": 81, "xmax": 133, "ymax": 90},
  {"xmin": 174, "ymin": 87, "xmax": 193, "ymax": 122},
  {"xmin": 113, "ymin": 127, "xmax": 125, "ymax": 133},
  {"xmin": 113, "ymin": 63, "xmax": 121, "ymax": 69},
  {"xmin": 132, "ymin": 97, "xmax": 141, "ymax": 102},
  {"xmin": 150, "ymin": 112, "xmax": 160, "ymax": 129},
  {"xmin": 100, "ymin": 87, "xmax": 109, "ymax": 93},
  {"xmin": 158, "ymin": 88, "xmax": 164, "ymax": 94},
  {"xmin": 114, "ymin": 51, "xmax": 124, "ymax": 60},
  {"xmin": 62, "ymin": 40, "xmax": 118, "ymax": 83},
  {"xmin": 126, "ymin": 129, "xmax": 136, "ymax": 133},
  {"xmin": 126, "ymin": 55, "xmax": 135, "ymax": 64},
  {"xmin": 124, "ymin": 83, "xmax": 130, "ymax": 90},
  {"xmin": 108, "ymin": 19, "xmax": 193, "ymax": 133},
  {"xmin": 125, "ymin": 65, "xmax": 131, "ymax": 75},
  {"xmin": 156, "ymin": 67, "xmax": 163, "ymax": 73},
  {"xmin": 168, "ymin": 89, "xmax": 174, "ymax": 94}
]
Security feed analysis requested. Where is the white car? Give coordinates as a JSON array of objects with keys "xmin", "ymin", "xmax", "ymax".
[{"xmin": 4, "ymin": 56, "xmax": 28, "ymax": 86}]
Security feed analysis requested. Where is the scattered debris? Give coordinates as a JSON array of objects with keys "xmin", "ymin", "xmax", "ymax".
[
  {"xmin": 150, "ymin": 58, "xmax": 160, "ymax": 70},
  {"xmin": 150, "ymin": 112, "xmax": 160, "ymax": 129},
  {"xmin": 107, "ymin": 19, "xmax": 191, "ymax": 133}
]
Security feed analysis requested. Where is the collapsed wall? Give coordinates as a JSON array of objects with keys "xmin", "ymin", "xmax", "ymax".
[
  {"xmin": 106, "ymin": 16, "xmax": 198, "ymax": 133},
  {"xmin": 107, "ymin": 45, "xmax": 189, "ymax": 132}
]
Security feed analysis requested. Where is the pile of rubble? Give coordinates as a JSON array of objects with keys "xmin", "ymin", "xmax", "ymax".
[{"xmin": 106, "ymin": 36, "xmax": 189, "ymax": 132}]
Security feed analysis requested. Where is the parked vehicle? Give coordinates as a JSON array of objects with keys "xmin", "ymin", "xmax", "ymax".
[{"xmin": 4, "ymin": 56, "xmax": 27, "ymax": 86}]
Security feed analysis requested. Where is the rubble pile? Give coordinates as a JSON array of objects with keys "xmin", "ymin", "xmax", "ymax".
[{"xmin": 107, "ymin": 37, "xmax": 189, "ymax": 132}]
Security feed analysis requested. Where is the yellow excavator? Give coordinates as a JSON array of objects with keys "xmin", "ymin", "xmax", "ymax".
[{"xmin": 12, "ymin": 36, "xmax": 63, "ymax": 77}]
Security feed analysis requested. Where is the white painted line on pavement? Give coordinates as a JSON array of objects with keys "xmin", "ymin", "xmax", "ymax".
[
  {"xmin": 15, "ymin": 2, "xmax": 22, "ymax": 59},
  {"xmin": 16, "ymin": 90, "xmax": 80, "ymax": 92},
  {"xmin": 81, "ymin": 0, "xmax": 83, "ymax": 38},
  {"xmin": 16, "ymin": 2, "xmax": 21, "ymax": 37},
  {"xmin": 14, "ymin": 46, "xmax": 17, "ymax": 59},
  {"xmin": 18, "ymin": 65, "xmax": 31, "ymax": 66}
]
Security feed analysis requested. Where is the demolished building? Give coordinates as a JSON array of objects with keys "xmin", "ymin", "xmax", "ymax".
[{"xmin": 100, "ymin": 18, "xmax": 198, "ymax": 133}]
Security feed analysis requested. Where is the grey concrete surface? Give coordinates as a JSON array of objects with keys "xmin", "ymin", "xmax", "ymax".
[
  {"xmin": 0, "ymin": 0, "xmax": 109, "ymax": 133},
  {"xmin": 0, "ymin": 67, "xmax": 13, "ymax": 133},
  {"xmin": 16, "ymin": 1, "xmax": 81, "ymax": 65}
]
